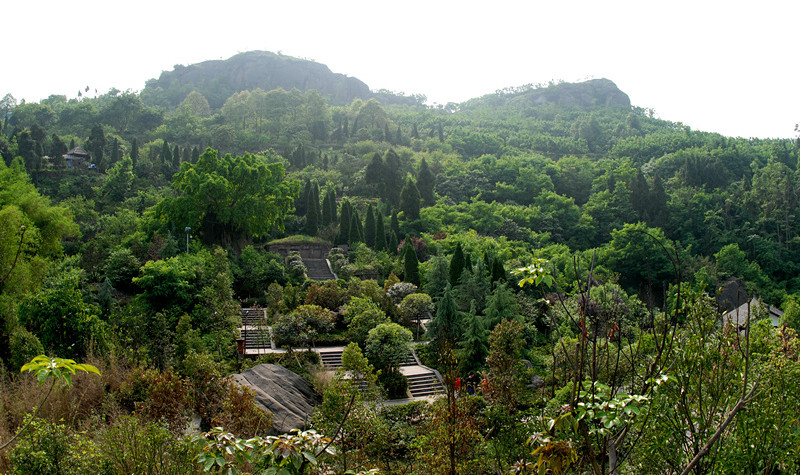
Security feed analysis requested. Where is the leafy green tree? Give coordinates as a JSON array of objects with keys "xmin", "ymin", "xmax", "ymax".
[
  {"xmin": 99, "ymin": 156, "xmax": 134, "ymax": 203},
  {"xmin": 272, "ymin": 305, "xmax": 335, "ymax": 351},
  {"xmin": 158, "ymin": 148, "xmax": 299, "ymax": 245},
  {"xmin": 423, "ymin": 254, "xmax": 450, "ymax": 301},
  {"xmin": 18, "ymin": 265, "xmax": 108, "ymax": 358},
  {"xmin": 483, "ymin": 318, "xmax": 526, "ymax": 411},
  {"xmin": 365, "ymin": 322, "xmax": 412, "ymax": 374},
  {"xmin": 484, "ymin": 283, "xmax": 519, "ymax": 329}
]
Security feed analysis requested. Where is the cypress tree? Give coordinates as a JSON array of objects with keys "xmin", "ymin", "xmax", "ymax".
[
  {"xmin": 395, "ymin": 125, "xmax": 403, "ymax": 145},
  {"xmin": 327, "ymin": 189, "xmax": 337, "ymax": 223},
  {"xmin": 464, "ymin": 251, "xmax": 473, "ymax": 275},
  {"xmin": 349, "ymin": 211, "xmax": 363, "ymax": 245},
  {"xmin": 172, "ymin": 145, "xmax": 180, "ymax": 168},
  {"xmin": 191, "ymin": 146, "xmax": 200, "ymax": 163},
  {"xmin": 449, "ymin": 242, "xmax": 465, "ymax": 287},
  {"xmin": 110, "ymin": 138, "xmax": 121, "ymax": 165},
  {"xmin": 297, "ymin": 179, "xmax": 311, "ymax": 216},
  {"xmin": 384, "ymin": 124, "xmax": 391, "ymax": 144},
  {"xmin": 399, "ymin": 176, "xmax": 421, "ymax": 221},
  {"xmin": 304, "ymin": 188, "xmax": 319, "ymax": 235},
  {"xmin": 321, "ymin": 190, "xmax": 333, "ymax": 226},
  {"xmin": 391, "ymin": 212, "xmax": 401, "ymax": 241},
  {"xmin": 312, "ymin": 182, "xmax": 322, "ymax": 223},
  {"xmin": 428, "ymin": 284, "xmax": 462, "ymax": 348},
  {"xmin": 130, "ymin": 138, "xmax": 138, "ymax": 167},
  {"xmin": 404, "ymin": 238, "xmax": 420, "ymax": 285},
  {"xmin": 411, "ymin": 123, "xmax": 419, "ymax": 140},
  {"xmin": 383, "ymin": 149, "xmax": 403, "ymax": 206},
  {"xmin": 182, "ymin": 147, "xmax": 191, "ymax": 164},
  {"xmin": 417, "ymin": 158, "xmax": 436, "ymax": 206},
  {"xmin": 438, "ymin": 122, "xmax": 444, "ymax": 142},
  {"xmin": 337, "ymin": 199, "xmax": 352, "ymax": 245},
  {"xmin": 374, "ymin": 211, "xmax": 387, "ymax": 252},
  {"xmin": 364, "ymin": 204, "xmax": 376, "ymax": 248},
  {"xmin": 491, "ymin": 258, "xmax": 506, "ymax": 285},
  {"xmin": 160, "ymin": 140, "xmax": 170, "ymax": 166},
  {"xmin": 388, "ymin": 231, "xmax": 399, "ymax": 255}
]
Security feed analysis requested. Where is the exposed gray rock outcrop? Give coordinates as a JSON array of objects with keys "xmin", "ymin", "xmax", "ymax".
[{"xmin": 233, "ymin": 364, "xmax": 317, "ymax": 434}]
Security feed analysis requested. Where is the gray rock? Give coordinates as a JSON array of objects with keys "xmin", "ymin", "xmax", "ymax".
[{"xmin": 233, "ymin": 364, "xmax": 317, "ymax": 435}]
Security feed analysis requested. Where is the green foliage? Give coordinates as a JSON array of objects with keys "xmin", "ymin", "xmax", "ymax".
[
  {"xmin": 272, "ymin": 305, "xmax": 335, "ymax": 350},
  {"xmin": 159, "ymin": 148, "xmax": 299, "ymax": 244},
  {"xmin": 18, "ymin": 264, "xmax": 108, "ymax": 358},
  {"xmin": 365, "ymin": 322, "xmax": 412, "ymax": 374},
  {"xmin": 7, "ymin": 417, "xmax": 107, "ymax": 475}
]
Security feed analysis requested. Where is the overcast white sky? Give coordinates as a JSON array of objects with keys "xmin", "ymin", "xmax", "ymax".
[{"xmin": 5, "ymin": 1, "xmax": 798, "ymax": 138}]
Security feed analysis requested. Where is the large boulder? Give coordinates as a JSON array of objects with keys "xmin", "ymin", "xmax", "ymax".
[{"xmin": 233, "ymin": 364, "xmax": 317, "ymax": 434}]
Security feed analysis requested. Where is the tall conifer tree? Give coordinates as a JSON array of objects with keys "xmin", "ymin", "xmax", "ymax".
[
  {"xmin": 374, "ymin": 211, "xmax": 387, "ymax": 252},
  {"xmin": 404, "ymin": 238, "xmax": 420, "ymax": 285},
  {"xmin": 417, "ymin": 158, "xmax": 436, "ymax": 206},
  {"xmin": 450, "ymin": 242, "xmax": 466, "ymax": 286},
  {"xmin": 364, "ymin": 204, "xmax": 376, "ymax": 248}
]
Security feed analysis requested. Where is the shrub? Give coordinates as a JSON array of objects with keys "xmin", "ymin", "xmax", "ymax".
[
  {"xmin": 100, "ymin": 415, "xmax": 199, "ymax": 474},
  {"xmin": 272, "ymin": 305, "xmax": 335, "ymax": 350},
  {"xmin": 387, "ymin": 282, "xmax": 418, "ymax": 304},
  {"xmin": 8, "ymin": 328, "xmax": 44, "ymax": 372},
  {"xmin": 8, "ymin": 417, "xmax": 108, "ymax": 475}
]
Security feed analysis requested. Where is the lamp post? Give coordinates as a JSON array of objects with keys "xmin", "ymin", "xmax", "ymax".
[{"xmin": 185, "ymin": 226, "xmax": 191, "ymax": 253}]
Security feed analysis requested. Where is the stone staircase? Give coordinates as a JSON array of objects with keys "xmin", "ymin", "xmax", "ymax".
[
  {"xmin": 242, "ymin": 327, "xmax": 272, "ymax": 350},
  {"xmin": 304, "ymin": 258, "xmax": 337, "ymax": 281},
  {"xmin": 405, "ymin": 371, "xmax": 445, "ymax": 398},
  {"xmin": 317, "ymin": 348, "xmax": 418, "ymax": 370},
  {"xmin": 241, "ymin": 308, "xmax": 267, "ymax": 326},
  {"xmin": 318, "ymin": 348, "xmax": 344, "ymax": 368}
]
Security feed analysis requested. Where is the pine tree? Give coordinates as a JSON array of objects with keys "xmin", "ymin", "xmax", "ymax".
[
  {"xmin": 374, "ymin": 211, "xmax": 387, "ymax": 252},
  {"xmin": 485, "ymin": 283, "xmax": 518, "ymax": 329},
  {"xmin": 417, "ymin": 158, "xmax": 436, "ymax": 206},
  {"xmin": 428, "ymin": 284, "xmax": 462, "ymax": 348},
  {"xmin": 399, "ymin": 176, "xmax": 421, "ymax": 221},
  {"xmin": 449, "ymin": 243, "xmax": 465, "ymax": 287},
  {"xmin": 404, "ymin": 238, "xmax": 420, "ymax": 285},
  {"xmin": 457, "ymin": 308, "xmax": 489, "ymax": 374},
  {"xmin": 364, "ymin": 204, "xmax": 376, "ymax": 248}
]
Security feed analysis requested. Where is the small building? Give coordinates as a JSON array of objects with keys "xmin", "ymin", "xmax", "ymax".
[
  {"xmin": 63, "ymin": 146, "xmax": 91, "ymax": 167},
  {"xmin": 722, "ymin": 297, "xmax": 783, "ymax": 329}
]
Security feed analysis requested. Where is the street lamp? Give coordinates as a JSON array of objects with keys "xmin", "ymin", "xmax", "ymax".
[{"xmin": 185, "ymin": 226, "xmax": 191, "ymax": 253}]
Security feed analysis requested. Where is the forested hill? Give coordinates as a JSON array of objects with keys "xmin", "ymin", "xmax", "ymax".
[
  {"xmin": 460, "ymin": 78, "xmax": 631, "ymax": 112},
  {"xmin": 141, "ymin": 51, "xmax": 382, "ymax": 110}
]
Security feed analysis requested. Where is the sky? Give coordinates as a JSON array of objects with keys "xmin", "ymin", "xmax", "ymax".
[{"xmin": 5, "ymin": 1, "xmax": 798, "ymax": 139}]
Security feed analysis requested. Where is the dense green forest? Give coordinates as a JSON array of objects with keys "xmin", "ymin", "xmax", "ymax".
[{"xmin": 2, "ymin": 51, "xmax": 800, "ymax": 474}]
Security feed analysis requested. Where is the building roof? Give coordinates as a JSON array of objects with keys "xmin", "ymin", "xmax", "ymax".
[
  {"xmin": 64, "ymin": 146, "xmax": 90, "ymax": 159},
  {"xmin": 722, "ymin": 297, "xmax": 783, "ymax": 328}
]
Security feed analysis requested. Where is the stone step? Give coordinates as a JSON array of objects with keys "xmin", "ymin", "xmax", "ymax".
[
  {"xmin": 302, "ymin": 258, "xmax": 336, "ymax": 281},
  {"xmin": 406, "ymin": 372, "xmax": 445, "ymax": 397}
]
